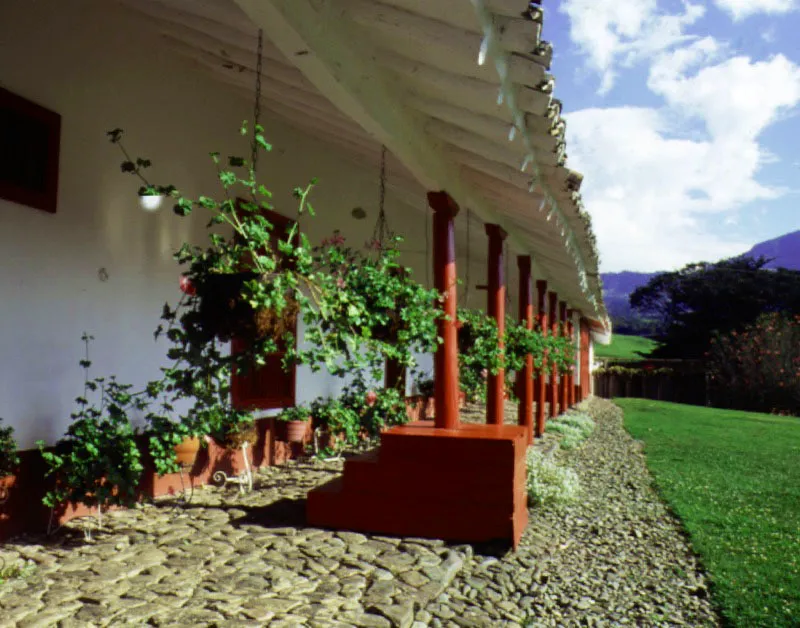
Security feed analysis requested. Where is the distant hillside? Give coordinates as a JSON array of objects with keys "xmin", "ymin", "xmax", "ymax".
[
  {"xmin": 602, "ymin": 229, "xmax": 800, "ymax": 330},
  {"xmin": 744, "ymin": 230, "xmax": 800, "ymax": 270},
  {"xmin": 601, "ymin": 271, "xmax": 655, "ymax": 332}
]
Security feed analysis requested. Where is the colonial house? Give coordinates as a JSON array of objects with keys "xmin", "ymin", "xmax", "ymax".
[{"xmin": 0, "ymin": 0, "xmax": 610, "ymax": 544}]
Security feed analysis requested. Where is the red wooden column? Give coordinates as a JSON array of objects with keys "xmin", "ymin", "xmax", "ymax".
[
  {"xmin": 516, "ymin": 256, "xmax": 534, "ymax": 442},
  {"xmin": 485, "ymin": 224, "xmax": 507, "ymax": 425},
  {"xmin": 535, "ymin": 280, "xmax": 548, "ymax": 437},
  {"xmin": 579, "ymin": 318, "xmax": 591, "ymax": 400},
  {"xmin": 559, "ymin": 301, "xmax": 569, "ymax": 414},
  {"xmin": 566, "ymin": 309, "xmax": 576, "ymax": 407},
  {"xmin": 548, "ymin": 291, "xmax": 559, "ymax": 418},
  {"xmin": 428, "ymin": 191, "xmax": 460, "ymax": 430}
]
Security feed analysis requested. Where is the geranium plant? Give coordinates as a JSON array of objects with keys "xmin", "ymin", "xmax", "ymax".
[
  {"xmin": 108, "ymin": 122, "xmax": 442, "ymax": 460},
  {"xmin": 38, "ymin": 334, "xmax": 145, "ymax": 535}
]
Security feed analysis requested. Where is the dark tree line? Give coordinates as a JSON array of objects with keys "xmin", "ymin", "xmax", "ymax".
[{"xmin": 629, "ymin": 256, "xmax": 800, "ymax": 359}]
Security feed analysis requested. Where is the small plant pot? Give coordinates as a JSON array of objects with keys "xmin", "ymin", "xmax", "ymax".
[
  {"xmin": 0, "ymin": 474, "xmax": 16, "ymax": 505},
  {"xmin": 285, "ymin": 420, "xmax": 309, "ymax": 444},
  {"xmin": 173, "ymin": 437, "xmax": 200, "ymax": 467},
  {"xmin": 218, "ymin": 424, "xmax": 259, "ymax": 450}
]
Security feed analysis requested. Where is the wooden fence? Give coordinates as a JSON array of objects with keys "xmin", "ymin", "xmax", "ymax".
[{"xmin": 593, "ymin": 360, "xmax": 708, "ymax": 406}]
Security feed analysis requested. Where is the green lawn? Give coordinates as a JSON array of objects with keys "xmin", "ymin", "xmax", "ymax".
[
  {"xmin": 619, "ymin": 399, "xmax": 800, "ymax": 627},
  {"xmin": 594, "ymin": 334, "xmax": 658, "ymax": 361}
]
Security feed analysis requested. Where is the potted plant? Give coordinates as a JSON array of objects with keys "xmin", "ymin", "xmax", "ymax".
[
  {"xmin": 277, "ymin": 405, "xmax": 311, "ymax": 443},
  {"xmin": 414, "ymin": 377, "xmax": 435, "ymax": 419},
  {"xmin": 310, "ymin": 397, "xmax": 360, "ymax": 452},
  {"xmin": 0, "ymin": 418, "xmax": 19, "ymax": 504},
  {"xmin": 38, "ymin": 334, "xmax": 145, "ymax": 537},
  {"xmin": 110, "ymin": 123, "xmax": 442, "ymax": 468}
]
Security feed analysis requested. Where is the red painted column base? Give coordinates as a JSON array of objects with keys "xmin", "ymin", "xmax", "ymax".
[{"xmin": 307, "ymin": 422, "xmax": 529, "ymax": 548}]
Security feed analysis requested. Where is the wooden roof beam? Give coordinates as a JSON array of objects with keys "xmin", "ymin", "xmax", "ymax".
[{"xmin": 232, "ymin": 0, "xmax": 556, "ymax": 289}]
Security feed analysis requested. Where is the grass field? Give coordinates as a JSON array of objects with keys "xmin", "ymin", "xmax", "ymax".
[
  {"xmin": 619, "ymin": 399, "xmax": 800, "ymax": 627},
  {"xmin": 594, "ymin": 334, "xmax": 658, "ymax": 361}
]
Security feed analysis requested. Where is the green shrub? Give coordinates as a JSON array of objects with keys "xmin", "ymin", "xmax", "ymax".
[
  {"xmin": 707, "ymin": 312, "xmax": 800, "ymax": 416},
  {"xmin": 548, "ymin": 411, "xmax": 595, "ymax": 449},
  {"xmin": 0, "ymin": 418, "xmax": 19, "ymax": 478},
  {"xmin": 525, "ymin": 449, "xmax": 580, "ymax": 506}
]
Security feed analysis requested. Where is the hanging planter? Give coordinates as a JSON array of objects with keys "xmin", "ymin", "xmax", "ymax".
[{"xmin": 188, "ymin": 272, "xmax": 298, "ymax": 343}]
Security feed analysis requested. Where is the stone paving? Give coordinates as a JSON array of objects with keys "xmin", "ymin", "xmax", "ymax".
[{"xmin": 0, "ymin": 399, "xmax": 719, "ymax": 627}]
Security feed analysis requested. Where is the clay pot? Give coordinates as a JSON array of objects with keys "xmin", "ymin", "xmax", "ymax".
[
  {"xmin": 285, "ymin": 420, "xmax": 309, "ymax": 444},
  {"xmin": 173, "ymin": 437, "xmax": 200, "ymax": 467},
  {"xmin": 0, "ymin": 474, "xmax": 16, "ymax": 505}
]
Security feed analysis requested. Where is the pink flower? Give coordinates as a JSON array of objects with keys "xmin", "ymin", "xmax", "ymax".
[
  {"xmin": 365, "ymin": 391, "xmax": 378, "ymax": 407},
  {"xmin": 336, "ymin": 276, "xmax": 345, "ymax": 288},
  {"xmin": 179, "ymin": 275, "xmax": 196, "ymax": 296},
  {"xmin": 321, "ymin": 231, "xmax": 346, "ymax": 247},
  {"xmin": 366, "ymin": 239, "xmax": 383, "ymax": 251},
  {"xmin": 481, "ymin": 369, "xmax": 488, "ymax": 379}
]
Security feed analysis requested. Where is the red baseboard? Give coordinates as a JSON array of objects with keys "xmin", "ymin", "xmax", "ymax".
[{"xmin": 0, "ymin": 416, "xmax": 312, "ymax": 541}]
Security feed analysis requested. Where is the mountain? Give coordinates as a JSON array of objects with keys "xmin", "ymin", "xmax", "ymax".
[
  {"xmin": 601, "ymin": 230, "xmax": 800, "ymax": 330},
  {"xmin": 744, "ymin": 230, "xmax": 800, "ymax": 269}
]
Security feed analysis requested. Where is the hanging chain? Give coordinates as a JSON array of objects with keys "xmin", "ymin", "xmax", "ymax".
[
  {"xmin": 505, "ymin": 238, "xmax": 510, "ymax": 305},
  {"xmin": 371, "ymin": 145, "xmax": 392, "ymax": 250},
  {"xmin": 465, "ymin": 208, "xmax": 471, "ymax": 306},
  {"xmin": 425, "ymin": 205, "xmax": 430, "ymax": 287},
  {"xmin": 250, "ymin": 28, "xmax": 264, "ymax": 174}
]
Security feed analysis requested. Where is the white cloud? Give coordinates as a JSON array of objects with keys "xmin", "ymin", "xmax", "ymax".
[
  {"xmin": 648, "ymin": 49, "xmax": 800, "ymax": 140},
  {"xmin": 712, "ymin": 0, "xmax": 796, "ymax": 21},
  {"xmin": 560, "ymin": 0, "xmax": 705, "ymax": 93}
]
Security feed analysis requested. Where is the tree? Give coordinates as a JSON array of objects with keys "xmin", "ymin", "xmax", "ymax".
[{"xmin": 629, "ymin": 256, "xmax": 800, "ymax": 358}]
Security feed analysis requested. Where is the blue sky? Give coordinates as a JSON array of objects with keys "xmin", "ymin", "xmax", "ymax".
[{"xmin": 542, "ymin": 0, "xmax": 800, "ymax": 272}]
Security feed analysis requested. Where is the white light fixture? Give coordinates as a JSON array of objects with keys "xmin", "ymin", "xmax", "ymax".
[{"xmin": 138, "ymin": 194, "xmax": 164, "ymax": 212}]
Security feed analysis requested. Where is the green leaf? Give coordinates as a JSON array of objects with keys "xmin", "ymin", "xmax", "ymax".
[{"xmin": 255, "ymin": 134, "xmax": 272, "ymax": 152}]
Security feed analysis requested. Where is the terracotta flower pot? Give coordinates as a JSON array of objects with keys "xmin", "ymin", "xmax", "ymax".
[
  {"xmin": 0, "ymin": 474, "xmax": 16, "ymax": 504},
  {"xmin": 173, "ymin": 437, "xmax": 200, "ymax": 467},
  {"xmin": 285, "ymin": 420, "xmax": 309, "ymax": 443}
]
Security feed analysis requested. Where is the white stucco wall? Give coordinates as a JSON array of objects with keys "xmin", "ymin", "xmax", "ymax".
[
  {"xmin": 0, "ymin": 0, "xmax": 427, "ymax": 447},
  {"xmin": 0, "ymin": 0, "xmax": 538, "ymax": 449}
]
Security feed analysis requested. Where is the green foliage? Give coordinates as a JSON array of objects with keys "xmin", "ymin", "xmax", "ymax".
[
  {"xmin": 310, "ymin": 397, "xmax": 361, "ymax": 447},
  {"xmin": 458, "ymin": 309, "xmax": 575, "ymax": 402},
  {"xmin": 337, "ymin": 376, "xmax": 409, "ymax": 439},
  {"xmin": 547, "ymin": 410, "xmax": 595, "ymax": 450},
  {"xmin": 594, "ymin": 334, "xmax": 659, "ymax": 362},
  {"xmin": 277, "ymin": 405, "xmax": 312, "ymax": 423},
  {"xmin": 620, "ymin": 399, "xmax": 800, "ymax": 627},
  {"xmin": 525, "ymin": 449, "xmax": 580, "ymax": 506},
  {"xmin": 457, "ymin": 309, "xmax": 502, "ymax": 402},
  {"xmin": 593, "ymin": 365, "xmax": 675, "ymax": 378},
  {"xmin": 0, "ymin": 418, "xmax": 19, "ymax": 478},
  {"xmin": 546, "ymin": 326, "xmax": 577, "ymax": 375},
  {"xmin": 630, "ymin": 255, "xmax": 800, "ymax": 359},
  {"xmin": 707, "ymin": 312, "xmax": 800, "ymax": 416},
  {"xmin": 109, "ymin": 126, "xmax": 441, "ymax": 459},
  {"xmin": 415, "ymin": 377, "xmax": 435, "ymax": 398},
  {"xmin": 503, "ymin": 317, "xmax": 548, "ymax": 374},
  {"xmin": 37, "ymin": 334, "xmax": 144, "ymax": 513}
]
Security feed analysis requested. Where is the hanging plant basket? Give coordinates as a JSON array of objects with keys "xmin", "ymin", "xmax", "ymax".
[{"xmin": 190, "ymin": 272, "xmax": 298, "ymax": 343}]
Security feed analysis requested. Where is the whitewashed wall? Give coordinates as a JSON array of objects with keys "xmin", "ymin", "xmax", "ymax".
[{"xmin": 0, "ymin": 0, "xmax": 537, "ymax": 448}]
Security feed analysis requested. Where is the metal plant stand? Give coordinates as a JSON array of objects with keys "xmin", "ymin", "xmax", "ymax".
[{"xmin": 213, "ymin": 442, "xmax": 253, "ymax": 493}]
